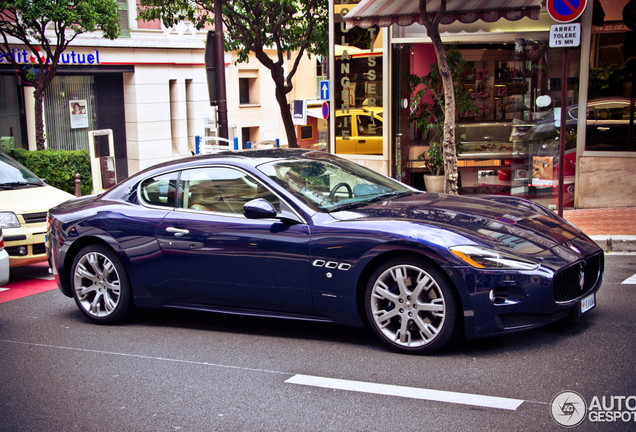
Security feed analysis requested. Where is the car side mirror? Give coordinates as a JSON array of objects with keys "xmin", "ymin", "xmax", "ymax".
[
  {"xmin": 243, "ymin": 198, "xmax": 302, "ymax": 224},
  {"xmin": 244, "ymin": 198, "xmax": 277, "ymax": 219}
]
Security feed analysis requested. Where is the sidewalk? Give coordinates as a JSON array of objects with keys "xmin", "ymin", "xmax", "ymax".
[{"xmin": 562, "ymin": 207, "xmax": 636, "ymax": 252}]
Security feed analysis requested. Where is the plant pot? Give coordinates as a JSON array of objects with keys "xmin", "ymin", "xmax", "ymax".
[{"xmin": 424, "ymin": 174, "xmax": 446, "ymax": 193}]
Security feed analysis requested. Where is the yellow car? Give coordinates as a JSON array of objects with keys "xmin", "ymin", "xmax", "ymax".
[
  {"xmin": 0, "ymin": 152, "xmax": 74, "ymax": 267},
  {"xmin": 335, "ymin": 108, "xmax": 384, "ymax": 155}
]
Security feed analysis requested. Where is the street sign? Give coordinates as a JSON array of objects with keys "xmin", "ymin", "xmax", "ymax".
[
  {"xmin": 320, "ymin": 80, "xmax": 329, "ymax": 100},
  {"xmin": 547, "ymin": 0, "xmax": 587, "ymax": 23},
  {"xmin": 550, "ymin": 23, "xmax": 581, "ymax": 47},
  {"xmin": 322, "ymin": 101, "xmax": 329, "ymax": 120}
]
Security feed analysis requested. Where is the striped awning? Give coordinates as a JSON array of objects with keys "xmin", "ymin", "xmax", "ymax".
[{"xmin": 344, "ymin": 0, "xmax": 543, "ymax": 29}]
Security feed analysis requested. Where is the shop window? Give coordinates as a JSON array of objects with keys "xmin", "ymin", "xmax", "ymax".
[
  {"xmin": 587, "ymin": 30, "xmax": 635, "ymax": 152},
  {"xmin": 333, "ymin": 15, "xmax": 384, "ymax": 155},
  {"xmin": 44, "ymin": 76, "xmax": 96, "ymax": 151}
]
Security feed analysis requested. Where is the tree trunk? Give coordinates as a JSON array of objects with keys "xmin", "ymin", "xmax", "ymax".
[
  {"xmin": 420, "ymin": 0, "xmax": 459, "ymax": 195},
  {"xmin": 33, "ymin": 86, "xmax": 46, "ymax": 150},
  {"xmin": 270, "ymin": 67, "xmax": 298, "ymax": 148},
  {"xmin": 423, "ymin": 23, "xmax": 458, "ymax": 195}
]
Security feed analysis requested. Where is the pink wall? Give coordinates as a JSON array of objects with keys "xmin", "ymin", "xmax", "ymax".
[{"xmin": 410, "ymin": 44, "xmax": 437, "ymax": 105}]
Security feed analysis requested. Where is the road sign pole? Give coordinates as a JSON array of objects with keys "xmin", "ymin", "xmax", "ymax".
[{"xmin": 558, "ymin": 47, "xmax": 568, "ymax": 217}]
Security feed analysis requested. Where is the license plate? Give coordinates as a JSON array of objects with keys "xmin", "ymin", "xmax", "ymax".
[{"xmin": 580, "ymin": 293, "xmax": 595, "ymax": 314}]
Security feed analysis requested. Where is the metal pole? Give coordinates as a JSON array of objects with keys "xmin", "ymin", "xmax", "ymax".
[
  {"xmin": 214, "ymin": 0, "xmax": 228, "ymax": 140},
  {"xmin": 558, "ymin": 47, "xmax": 568, "ymax": 217}
]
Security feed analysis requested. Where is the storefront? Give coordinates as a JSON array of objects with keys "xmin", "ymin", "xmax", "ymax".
[
  {"xmin": 0, "ymin": 43, "xmax": 217, "ymax": 181},
  {"xmin": 0, "ymin": 48, "xmax": 133, "ymax": 180},
  {"xmin": 334, "ymin": 0, "xmax": 636, "ymax": 209}
]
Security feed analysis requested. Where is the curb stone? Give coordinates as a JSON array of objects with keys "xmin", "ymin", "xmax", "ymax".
[{"xmin": 590, "ymin": 235, "xmax": 636, "ymax": 253}]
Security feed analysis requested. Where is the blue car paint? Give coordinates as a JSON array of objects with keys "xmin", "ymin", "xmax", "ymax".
[{"xmin": 47, "ymin": 149, "xmax": 604, "ymax": 342}]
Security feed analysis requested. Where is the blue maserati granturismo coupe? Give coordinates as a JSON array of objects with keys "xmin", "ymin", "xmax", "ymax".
[{"xmin": 47, "ymin": 149, "xmax": 603, "ymax": 354}]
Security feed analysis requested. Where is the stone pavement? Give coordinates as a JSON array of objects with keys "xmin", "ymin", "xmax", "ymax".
[{"xmin": 563, "ymin": 207, "xmax": 636, "ymax": 252}]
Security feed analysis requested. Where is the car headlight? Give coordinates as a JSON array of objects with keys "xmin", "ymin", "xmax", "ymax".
[
  {"xmin": 0, "ymin": 212, "xmax": 21, "ymax": 229},
  {"xmin": 449, "ymin": 245, "xmax": 539, "ymax": 271}
]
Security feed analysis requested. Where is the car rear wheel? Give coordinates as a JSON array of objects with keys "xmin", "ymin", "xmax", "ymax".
[
  {"xmin": 70, "ymin": 245, "xmax": 133, "ymax": 324},
  {"xmin": 365, "ymin": 258, "xmax": 459, "ymax": 354}
]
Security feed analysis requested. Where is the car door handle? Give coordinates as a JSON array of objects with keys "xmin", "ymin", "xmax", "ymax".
[
  {"xmin": 597, "ymin": 127, "xmax": 610, "ymax": 131},
  {"xmin": 359, "ymin": 140, "xmax": 366, "ymax": 143},
  {"xmin": 166, "ymin": 227, "xmax": 189, "ymax": 236}
]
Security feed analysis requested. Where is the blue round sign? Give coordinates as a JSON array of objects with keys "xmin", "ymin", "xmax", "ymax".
[
  {"xmin": 548, "ymin": 0, "xmax": 586, "ymax": 23},
  {"xmin": 322, "ymin": 102, "xmax": 329, "ymax": 120}
]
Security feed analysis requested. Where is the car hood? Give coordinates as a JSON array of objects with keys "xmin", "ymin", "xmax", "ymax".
[
  {"xmin": 0, "ymin": 185, "xmax": 74, "ymax": 213},
  {"xmin": 329, "ymin": 193, "xmax": 593, "ymax": 256}
]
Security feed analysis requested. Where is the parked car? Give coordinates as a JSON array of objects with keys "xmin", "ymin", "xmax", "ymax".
[
  {"xmin": 0, "ymin": 152, "xmax": 74, "ymax": 267},
  {"xmin": 0, "ymin": 228, "xmax": 9, "ymax": 286},
  {"xmin": 47, "ymin": 149, "xmax": 603, "ymax": 354},
  {"xmin": 335, "ymin": 108, "xmax": 383, "ymax": 154},
  {"xmin": 523, "ymin": 97, "xmax": 633, "ymax": 152}
]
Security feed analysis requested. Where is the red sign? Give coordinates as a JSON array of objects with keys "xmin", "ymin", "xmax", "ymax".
[
  {"xmin": 322, "ymin": 101, "xmax": 329, "ymax": 120},
  {"xmin": 547, "ymin": 0, "xmax": 587, "ymax": 23}
]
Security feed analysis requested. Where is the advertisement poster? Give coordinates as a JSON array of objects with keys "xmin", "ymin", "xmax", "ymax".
[
  {"xmin": 532, "ymin": 156, "xmax": 555, "ymax": 186},
  {"xmin": 70, "ymin": 99, "xmax": 88, "ymax": 129}
]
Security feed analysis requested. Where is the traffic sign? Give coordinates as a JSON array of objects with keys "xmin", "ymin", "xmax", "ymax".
[
  {"xmin": 550, "ymin": 23, "xmax": 581, "ymax": 47},
  {"xmin": 320, "ymin": 80, "xmax": 329, "ymax": 100},
  {"xmin": 547, "ymin": 0, "xmax": 587, "ymax": 23},
  {"xmin": 322, "ymin": 101, "xmax": 329, "ymax": 120}
]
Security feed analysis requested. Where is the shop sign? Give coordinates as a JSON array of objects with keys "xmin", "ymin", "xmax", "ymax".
[
  {"xmin": 0, "ymin": 47, "xmax": 101, "ymax": 65},
  {"xmin": 547, "ymin": 0, "xmax": 587, "ymax": 24},
  {"xmin": 592, "ymin": 23, "xmax": 630, "ymax": 34},
  {"xmin": 549, "ymin": 23, "xmax": 581, "ymax": 47}
]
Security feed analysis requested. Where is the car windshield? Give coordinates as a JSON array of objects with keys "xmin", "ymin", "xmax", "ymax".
[
  {"xmin": 257, "ymin": 153, "xmax": 414, "ymax": 212},
  {"xmin": 0, "ymin": 153, "xmax": 44, "ymax": 188}
]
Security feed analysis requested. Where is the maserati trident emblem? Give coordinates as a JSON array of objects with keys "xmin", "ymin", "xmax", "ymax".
[{"xmin": 578, "ymin": 263, "xmax": 585, "ymax": 291}]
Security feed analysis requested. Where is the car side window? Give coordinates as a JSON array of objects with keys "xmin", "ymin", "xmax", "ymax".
[
  {"xmin": 335, "ymin": 115, "xmax": 352, "ymax": 137},
  {"xmin": 180, "ymin": 167, "xmax": 280, "ymax": 214},
  {"xmin": 357, "ymin": 114, "xmax": 382, "ymax": 137},
  {"xmin": 140, "ymin": 172, "xmax": 178, "ymax": 207}
]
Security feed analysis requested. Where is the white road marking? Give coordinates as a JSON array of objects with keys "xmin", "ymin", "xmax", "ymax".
[
  {"xmin": 0, "ymin": 339, "xmax": 530, "ymax": 411},
  {"xmin": 622, "ymin": 273, "xmax": 636, "ymax": 284},
  {"xmin": 285, "ymin": 374, "xmax": 524, "ymax": 411}
]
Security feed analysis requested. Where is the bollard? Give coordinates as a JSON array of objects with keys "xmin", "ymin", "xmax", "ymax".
[
  {"xmin": 74, "ymin": 173, "xmax": 81, "ymax": 197},
  {"xmin": 234, "ymin": 137, "xmax": 239, "ymax": 150},
  {"xmin": 276, "ymin": 138, "xmax": 280, "ymax": 148}
]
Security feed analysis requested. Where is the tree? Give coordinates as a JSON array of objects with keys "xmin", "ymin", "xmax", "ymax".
[
  {"xmin": 138, "ymin": 0, "xmax": 328, "ymax": 148},
  {"xmin": 418, "ymin": 0, "xmax": 460, "ymax": 194},
  {"xmin": 407, "ymin": 44, "xmax": 474, "ymax": 175},
  {"xmin": 0, "ymin": 0, "xmax": 121, "ymax": 150}
]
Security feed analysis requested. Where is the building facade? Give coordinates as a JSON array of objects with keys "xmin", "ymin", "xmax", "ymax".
[
  {"xmin": 331, "ymin": 0, "xmax": 636, "ymax": 209},
  {"xmin": 0, "ymin": 1, "xmax": 320, "ymax": 181}
]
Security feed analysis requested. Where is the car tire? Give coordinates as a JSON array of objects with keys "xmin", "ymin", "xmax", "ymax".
[
  {"xmin": 70, "ymin": 244, "xmax": 133, "ymax": 324},
  {"xmin": 365, "ymin": 257, "xmax": 459, "ymax": 354}
]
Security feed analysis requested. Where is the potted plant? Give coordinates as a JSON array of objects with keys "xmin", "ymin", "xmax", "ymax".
[{"xmin": 417, "ymin": 141, "xmax": 462, "ymax": 193}]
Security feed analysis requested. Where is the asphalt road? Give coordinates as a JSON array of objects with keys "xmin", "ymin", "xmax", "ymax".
[{"xmin": 1, "ymin": 254, "xmax": 635, "ymax": 431}]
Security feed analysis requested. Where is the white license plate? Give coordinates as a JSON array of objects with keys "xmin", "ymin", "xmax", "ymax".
[{"xmin": 580, "ymin": 293, "xmax": 595, "ymax": 314}]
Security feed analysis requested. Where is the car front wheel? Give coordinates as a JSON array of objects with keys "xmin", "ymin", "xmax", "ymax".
[
  {"xmin": 365, "ymin": 258, "xmax": 459, "ymax": 354},
  {"xmin": 70, "ymin": 244, "xmax": 133, "ymax": 324}
]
